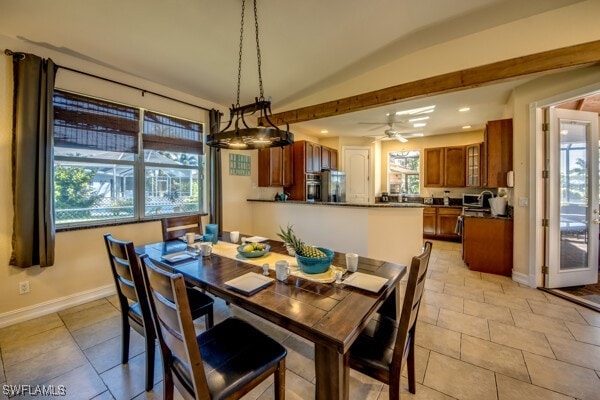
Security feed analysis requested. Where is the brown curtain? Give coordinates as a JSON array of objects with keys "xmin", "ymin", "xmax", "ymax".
[
  {"xmin": 9, "ymin": 51, "xmax": 56, "ymax": 267},
  {"xmin": 208, "ymin": 109, "xmax": 222, "ymax": 234}
]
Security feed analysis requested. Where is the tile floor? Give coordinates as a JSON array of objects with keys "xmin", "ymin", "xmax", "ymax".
[{"xmin": 1, "ymin": 240, "xmax": 599, "ymax": 399}]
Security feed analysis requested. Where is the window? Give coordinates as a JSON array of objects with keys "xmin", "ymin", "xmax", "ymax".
[
  {"xmin": 53, "ymin": 91, "xmax": 205, "ymax": 226},
  {"xmin": 388, "ymin": 151, "xmax": 420, "ymax": 195}
]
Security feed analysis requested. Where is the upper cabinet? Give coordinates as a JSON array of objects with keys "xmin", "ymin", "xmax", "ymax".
[
  {"xmin": 466, "ymin": 143, "xmax": 482, "ymax": 187},
  {"xmin": 258, "ymin": 146, "xmax": 294, "ymax": 187},
  {"xmin": 483, "ymin": 118, "xmax": 513, "ymax": 188},
  {"xmin": 424, "ymin": 146, "xmax": 465, "ymax": 187}
]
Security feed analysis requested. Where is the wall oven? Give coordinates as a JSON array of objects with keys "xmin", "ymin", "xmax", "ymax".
[{"xmin": 306, "ymin": 174, "xmax": 321, "ymax": 202}]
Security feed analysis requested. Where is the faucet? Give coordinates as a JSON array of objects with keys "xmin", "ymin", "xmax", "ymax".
[{"xmin": 478, "ymin": 190, "xmax": 494, "ymax": 200}]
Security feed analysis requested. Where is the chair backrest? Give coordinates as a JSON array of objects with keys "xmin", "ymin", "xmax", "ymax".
[
  {"xmin": 161, "ymin": 214, "xmax": 203, "ymax": 242},
  {"xmin": 103, "ymin": 233, "xmax": 150, "ymax": 316},
  {"xmin": 140, "ymin": 255, "xmax": 211, "ymax": 399},
  {"xmin": 390, "ymin": 241, "xmax": 432, "ymax": 378}
]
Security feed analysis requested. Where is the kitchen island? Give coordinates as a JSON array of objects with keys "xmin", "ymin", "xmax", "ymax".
[{"xmin": 247, "ymin": 199, "xmax": 423, "ymax": 266}]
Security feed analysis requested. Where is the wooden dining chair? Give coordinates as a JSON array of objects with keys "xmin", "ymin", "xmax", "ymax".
[
  {"xmin": 139, "ymin": 255, "xmax": 287, "ymax": 400},
  {"xmin": 103, "ymin": 234, "xmax": 215, "ymax": 391},
  {"xmin": 161, "ymin": 214, "xmax": 203, "ymax": 242},
  {"xmin": 348, "ymin": 241, "xmax": 433, "ymax": 400}
]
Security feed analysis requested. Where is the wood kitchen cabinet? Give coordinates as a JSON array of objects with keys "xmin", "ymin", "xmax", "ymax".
[
  {"xmin": 463, "ymin": 217, "xmax": 513, "ymax": 276},
  {"xmin": 330, "ymin": 149, "xmax": 338, "ymax": 169},
  {"xmin": 466, "ymin": 143, "xmax": 482, "ymax": 187},
  {"xmin": 424, "ymin": 146, "xmax": 465, "ymax": 187},
  {"xmin": 423, "ymin": 206, "xmax": 461, "ymax": 241},
  {"xmin": 322, "ymin": 146, "xmax": 331, "ymax": 170},
  {"xmin": 483, "ymin": 118, "xmax": 512, "ymax": 188},
  {"xmin": 258, "ymin": 145, "xmax": 293, "ymax": 187},
  {"xmin": 304, "ymin": 141, "xmax": 322, "ymax": 172}
]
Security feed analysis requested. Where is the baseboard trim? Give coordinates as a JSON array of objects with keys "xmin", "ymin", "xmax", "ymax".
[
  {"xmin": 512, "ymin": 271, "xmax": 532, "ymax": 287},
  {"xmin": 0, "ymin": 284, "xmax": 116, "ymax": 328}
]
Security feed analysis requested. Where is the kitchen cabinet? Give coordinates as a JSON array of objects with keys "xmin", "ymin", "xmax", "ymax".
[
  {"xmin": 424, "ymin": 146, "xmax": 465, "ymax": 187},
  {"xmin": 423, "ymin": 206, "xmax": 461, "ymax": 241},
  {"xmin": 330, "ymin": 149, "xmax": 338, "ymax": 169},
  {"xmin": 322, "ymin": 146, "xmax": 331, "ymax": 170},
  {"xmin": 483, "ymin": 118, "xmax": 512, "ymax": 188},
  {"xmin": 423, "ymin": 207, "xmax": 437, "ymax": 235},
  {"xmin": 313, "ymin": 144, "xmax": 322, "ymax": 172},
  {"xmin": 466, "ymin": 143, "xmax": 482, "ymax": 187},
  {"xmin": 463, "ymin": 217, "xmax": 513, "ymax": 276},
  {"xmin": 258, "ymin": 145, "xmax": 293, "ymax": 187},
  {"xmin": 305, "ymin": 141, "xmax": 322, "ymax": 173},
  {"xmin": 286, "ymin": 140, "xmax": 339, "ymax": 200}
]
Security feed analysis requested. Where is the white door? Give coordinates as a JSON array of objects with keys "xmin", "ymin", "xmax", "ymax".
[
  {"xmin": 344, "ymin": 147, "xmax": 370, "ymax": 204},
  {"xmin": 546, "ymin": 107, "xmax": 599, "ymax": 288}
]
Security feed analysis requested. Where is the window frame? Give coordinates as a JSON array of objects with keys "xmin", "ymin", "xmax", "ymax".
[
  {"xmin": 53, "ymin": 90, "xmax": 206, "ymax": 229},
  {"xmin": 387, "ymin": 150, "xmax": 421, "ymax": 196}
]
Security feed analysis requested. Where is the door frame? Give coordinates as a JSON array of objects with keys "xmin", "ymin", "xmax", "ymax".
[{"xmin": 530, "ymin": 82, "xmax": 600, "ymax": 288}]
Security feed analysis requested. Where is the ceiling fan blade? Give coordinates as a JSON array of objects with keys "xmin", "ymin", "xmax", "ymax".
[{"xmin": 395, "ymin": 136, "xmax": 409, "ymax": 143}]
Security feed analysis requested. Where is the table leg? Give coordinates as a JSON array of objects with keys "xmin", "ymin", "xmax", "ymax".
[{"xmin": 314, "ymin": 343, "xmax": 350, "ymax": 400}]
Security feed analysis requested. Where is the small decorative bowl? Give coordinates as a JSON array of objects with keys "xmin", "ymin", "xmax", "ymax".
[
  {"xmin": 237, "ymin": 244, "xmax": 270, "ymax": 258},
  {"xmin": 295, "ymin": 247, "xmax": 334, "ymax": 274}
]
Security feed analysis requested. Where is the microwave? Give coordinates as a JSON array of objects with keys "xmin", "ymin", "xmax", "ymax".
[{"xmin": 462, "ymin": 193, "xmax": 482, "ymax": 208}]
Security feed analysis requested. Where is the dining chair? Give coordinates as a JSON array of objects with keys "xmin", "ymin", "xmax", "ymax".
[
  {"xmin": 103, "ymin": 234, "xmax": 215, "ymax": 391},
  {"xmin": 161, "ymin": 214, "xmax": 203, "ymax": 242},
  {"xmin": 348, "ymin": 241, "xmax": 433, "ymax": 400},
  {"xmin": 139, "ymin": 255, "xmax": 287, "ymax": 400}
]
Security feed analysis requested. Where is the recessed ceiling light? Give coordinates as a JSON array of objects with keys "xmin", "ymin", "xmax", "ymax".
[
  {"xmin": 320, "ymin": 130, "xmax": 328, "ymax": 134},
  {"xmin": 412, "ymin": 133, "xmax": 424, "ymax": 137},
  {"xmin": 459, "ymin": 107, "xmax": 470, "ymax": 112},
  {"xmin": 413, "ymin": 123, "xmax": 426, "ymax": 128},
  {"xmin": 395, "ymin": 105, "xmax": 436, "ymax": 116},
  {"xmin": 462, "ymin": 125, "xmax": 472, "ymax": 129},
  {"xmin": 408, "ymin": 116, "xmax": 429, "ymax": 122}
]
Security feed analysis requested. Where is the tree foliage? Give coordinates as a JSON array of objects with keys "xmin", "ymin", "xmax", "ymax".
[{"xmin": 54, "ymin": 165, "xmax": 101, "ymax": 209}]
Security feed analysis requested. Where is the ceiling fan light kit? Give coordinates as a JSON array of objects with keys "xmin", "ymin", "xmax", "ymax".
[
  {"xmin": 206, "ymin": 0, "xmax": 293, "ymax": 150},
  {"xmin": 362, "ymin": 105, "xmax": 435, "ymax": 143}
]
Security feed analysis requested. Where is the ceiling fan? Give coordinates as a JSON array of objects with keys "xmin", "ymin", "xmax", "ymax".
[{"xmin": 358, "ymin": 105, "xmax": 434, "ymax": 142}]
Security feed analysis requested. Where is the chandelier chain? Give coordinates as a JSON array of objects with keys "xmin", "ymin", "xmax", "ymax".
[
  {"xmin": 253, "ymin": 0, "xmax": 264, "ymax": 100},
  {"xmin": 236, "ymin": 0, "xmax": 246, "ymax": 107}
]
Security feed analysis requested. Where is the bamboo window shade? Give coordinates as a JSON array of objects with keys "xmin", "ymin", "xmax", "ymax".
[
  {"xmin": 143, "ymin": 111, "xmax": 203, "ymax": 154},
  {"xmin": 53, "ymin": 91, "xmax": 139, "ymax": 153}
]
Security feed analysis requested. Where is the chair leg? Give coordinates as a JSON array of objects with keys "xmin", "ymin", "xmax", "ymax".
[
  {"xmin": 205, "ymin": 310, "xmax": 214, "ymax": 329},
  {"xmin": 163, "ymin": 369, "xmax": 174, "ymax": 400},
  {"xmin": 145, "ymin": 338, "xmax": 155, "ymax": 391},
  {"xmin": 274, "ymin": 358, "xmax": 286, "ymax": 400},
  {"xmin": 407, "ymin": 338, "xmax": 416, "ymax": 394},
  {"xmin": 121, "ymin": 317, "xmax": 130, "ymax": 364}
]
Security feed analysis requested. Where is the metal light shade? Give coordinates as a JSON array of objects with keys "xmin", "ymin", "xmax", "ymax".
[{"xmin": 206, "ymin": 98, "xmax": 293, "ymax": 149}]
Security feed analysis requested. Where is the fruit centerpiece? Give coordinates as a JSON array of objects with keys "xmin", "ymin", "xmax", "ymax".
[
  {"xmin": 237, "ymin": 242, "xmax": 270, "ymax": 258},
  {"xmin": 277, "ymin": 225, "xmax": 333, "ymax": 274}
]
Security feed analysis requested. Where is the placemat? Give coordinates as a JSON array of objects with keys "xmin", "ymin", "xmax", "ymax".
[{"xmin": 212, "ymin": 241, "xmax": 342, "ymax": 283}]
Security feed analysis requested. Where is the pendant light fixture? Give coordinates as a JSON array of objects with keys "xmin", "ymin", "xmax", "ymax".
[{"xmin": 206, "ymin": 0, "xmax": 294, "ymax": 150}]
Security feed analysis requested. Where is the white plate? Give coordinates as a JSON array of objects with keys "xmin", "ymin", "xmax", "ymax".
[
  {"xmin": 161, "ymin": 251, "xmax": 194, "ymax": 263},
  {"xmin": 225, "ymin": 272, "xmax": 274, "ymax": 295},
  {"xmin": 245, "ymin": 236, "xmax": 268, "ymax": 243},
  {"xmin": 343, "ymin": 272, "xmax": 389, "ymax": 293}
]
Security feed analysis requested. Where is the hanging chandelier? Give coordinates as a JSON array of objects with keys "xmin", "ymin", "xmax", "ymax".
[{"xmin": 206, "ymin": 0, "xmax": 293, "ymax": 150}]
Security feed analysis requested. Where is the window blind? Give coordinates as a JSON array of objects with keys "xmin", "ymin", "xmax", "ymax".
[
  {"xmin": 143, "ymin": 110, "xmax": 203, "ymax": 154},
  {"xmin": 53, "ymin": 91, "xmax": 139, "ymax": 153}
]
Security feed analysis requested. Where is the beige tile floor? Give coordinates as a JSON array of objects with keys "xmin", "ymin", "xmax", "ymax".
[{"xmin": 1, "ymin": 240, "xmax": 599, "ymax": 399}]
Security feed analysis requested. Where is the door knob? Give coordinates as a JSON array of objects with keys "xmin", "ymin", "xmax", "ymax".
[
  {"xmin": 594, "ymin": 209, "xmax": 599, "ymax": 214},
  {"xmin": 593, "ymin": 218, "xmax": 600, "ymax": 225}
]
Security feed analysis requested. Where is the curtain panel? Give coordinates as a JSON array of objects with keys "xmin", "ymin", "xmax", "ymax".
[
  {"xmin": 208, "ymin": 109, "xmax": 222, "ymax": 234},
  {"xmin": 9, "ymin": 52, "xmax": 56, "ymax": 267}
]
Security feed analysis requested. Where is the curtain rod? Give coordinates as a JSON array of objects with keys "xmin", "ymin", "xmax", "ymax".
[
  {"xmin": 5, "ymin": 48, "xmax": 219, "ymax": 114},
  {"xmin": 56, "ymin": 64, "xmax": 212, "ymax": 112}
]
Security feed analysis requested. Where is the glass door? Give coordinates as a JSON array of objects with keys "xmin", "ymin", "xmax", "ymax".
[{"xmin": 546, "ymin": 107, "xmax": 599, "ymax": 288}]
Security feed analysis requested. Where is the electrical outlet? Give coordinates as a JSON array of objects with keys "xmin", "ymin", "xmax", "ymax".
[
  {"xmin": 518, "ymin": 197, "xmax": 529, "ymax": 207},
  {"xmin": 19, "ymin": 281, "xmax": 30, "ymax": 294}
]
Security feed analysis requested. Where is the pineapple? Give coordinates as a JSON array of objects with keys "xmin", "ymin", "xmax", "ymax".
[{"xmin": 277, "ymin": 224, "xmax": 326, "ymax": 258}]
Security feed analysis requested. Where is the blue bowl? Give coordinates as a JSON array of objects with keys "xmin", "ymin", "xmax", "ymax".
[
  {"xmin": 295, "ymin": 247, "xmax": 334, "ymax": 274},
  {"xmin": 237, "ymin": 244, "xmax": 270, "ymax": 258}
]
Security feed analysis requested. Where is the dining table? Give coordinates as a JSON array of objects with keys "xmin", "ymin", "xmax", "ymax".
[{"xmin": 136, "ymin": 233, "xmax": 407, "ymax": 400}]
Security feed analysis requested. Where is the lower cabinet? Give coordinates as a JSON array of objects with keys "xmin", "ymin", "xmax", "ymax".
[
  {"xmin": 423, "ymin": 207, "xmax": 461, "ymax": 241},
  {"xmin": 463, "ymin": 217, "xmax": 513, "ymax": 276}
]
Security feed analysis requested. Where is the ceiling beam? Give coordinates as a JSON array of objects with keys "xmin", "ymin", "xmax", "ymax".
[{"xmin": 266, "ymin": 40, "xmax": 600, "ymax": 126}]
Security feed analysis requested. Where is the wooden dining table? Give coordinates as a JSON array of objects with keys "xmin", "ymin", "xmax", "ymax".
[{"xmin": 136, "ymin": 233, "xmax": 406, "ymax": 400}]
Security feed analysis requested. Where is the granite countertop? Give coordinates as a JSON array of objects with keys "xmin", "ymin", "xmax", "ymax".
[{"xmin": 246, "ymin": 199, "xmax": 425, "ymax": 208}]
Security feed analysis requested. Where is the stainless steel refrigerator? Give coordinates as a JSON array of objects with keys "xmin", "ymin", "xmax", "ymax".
[{"xmin": 321, "ymin": 170, "xmax": 346, "ymax": 202}]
